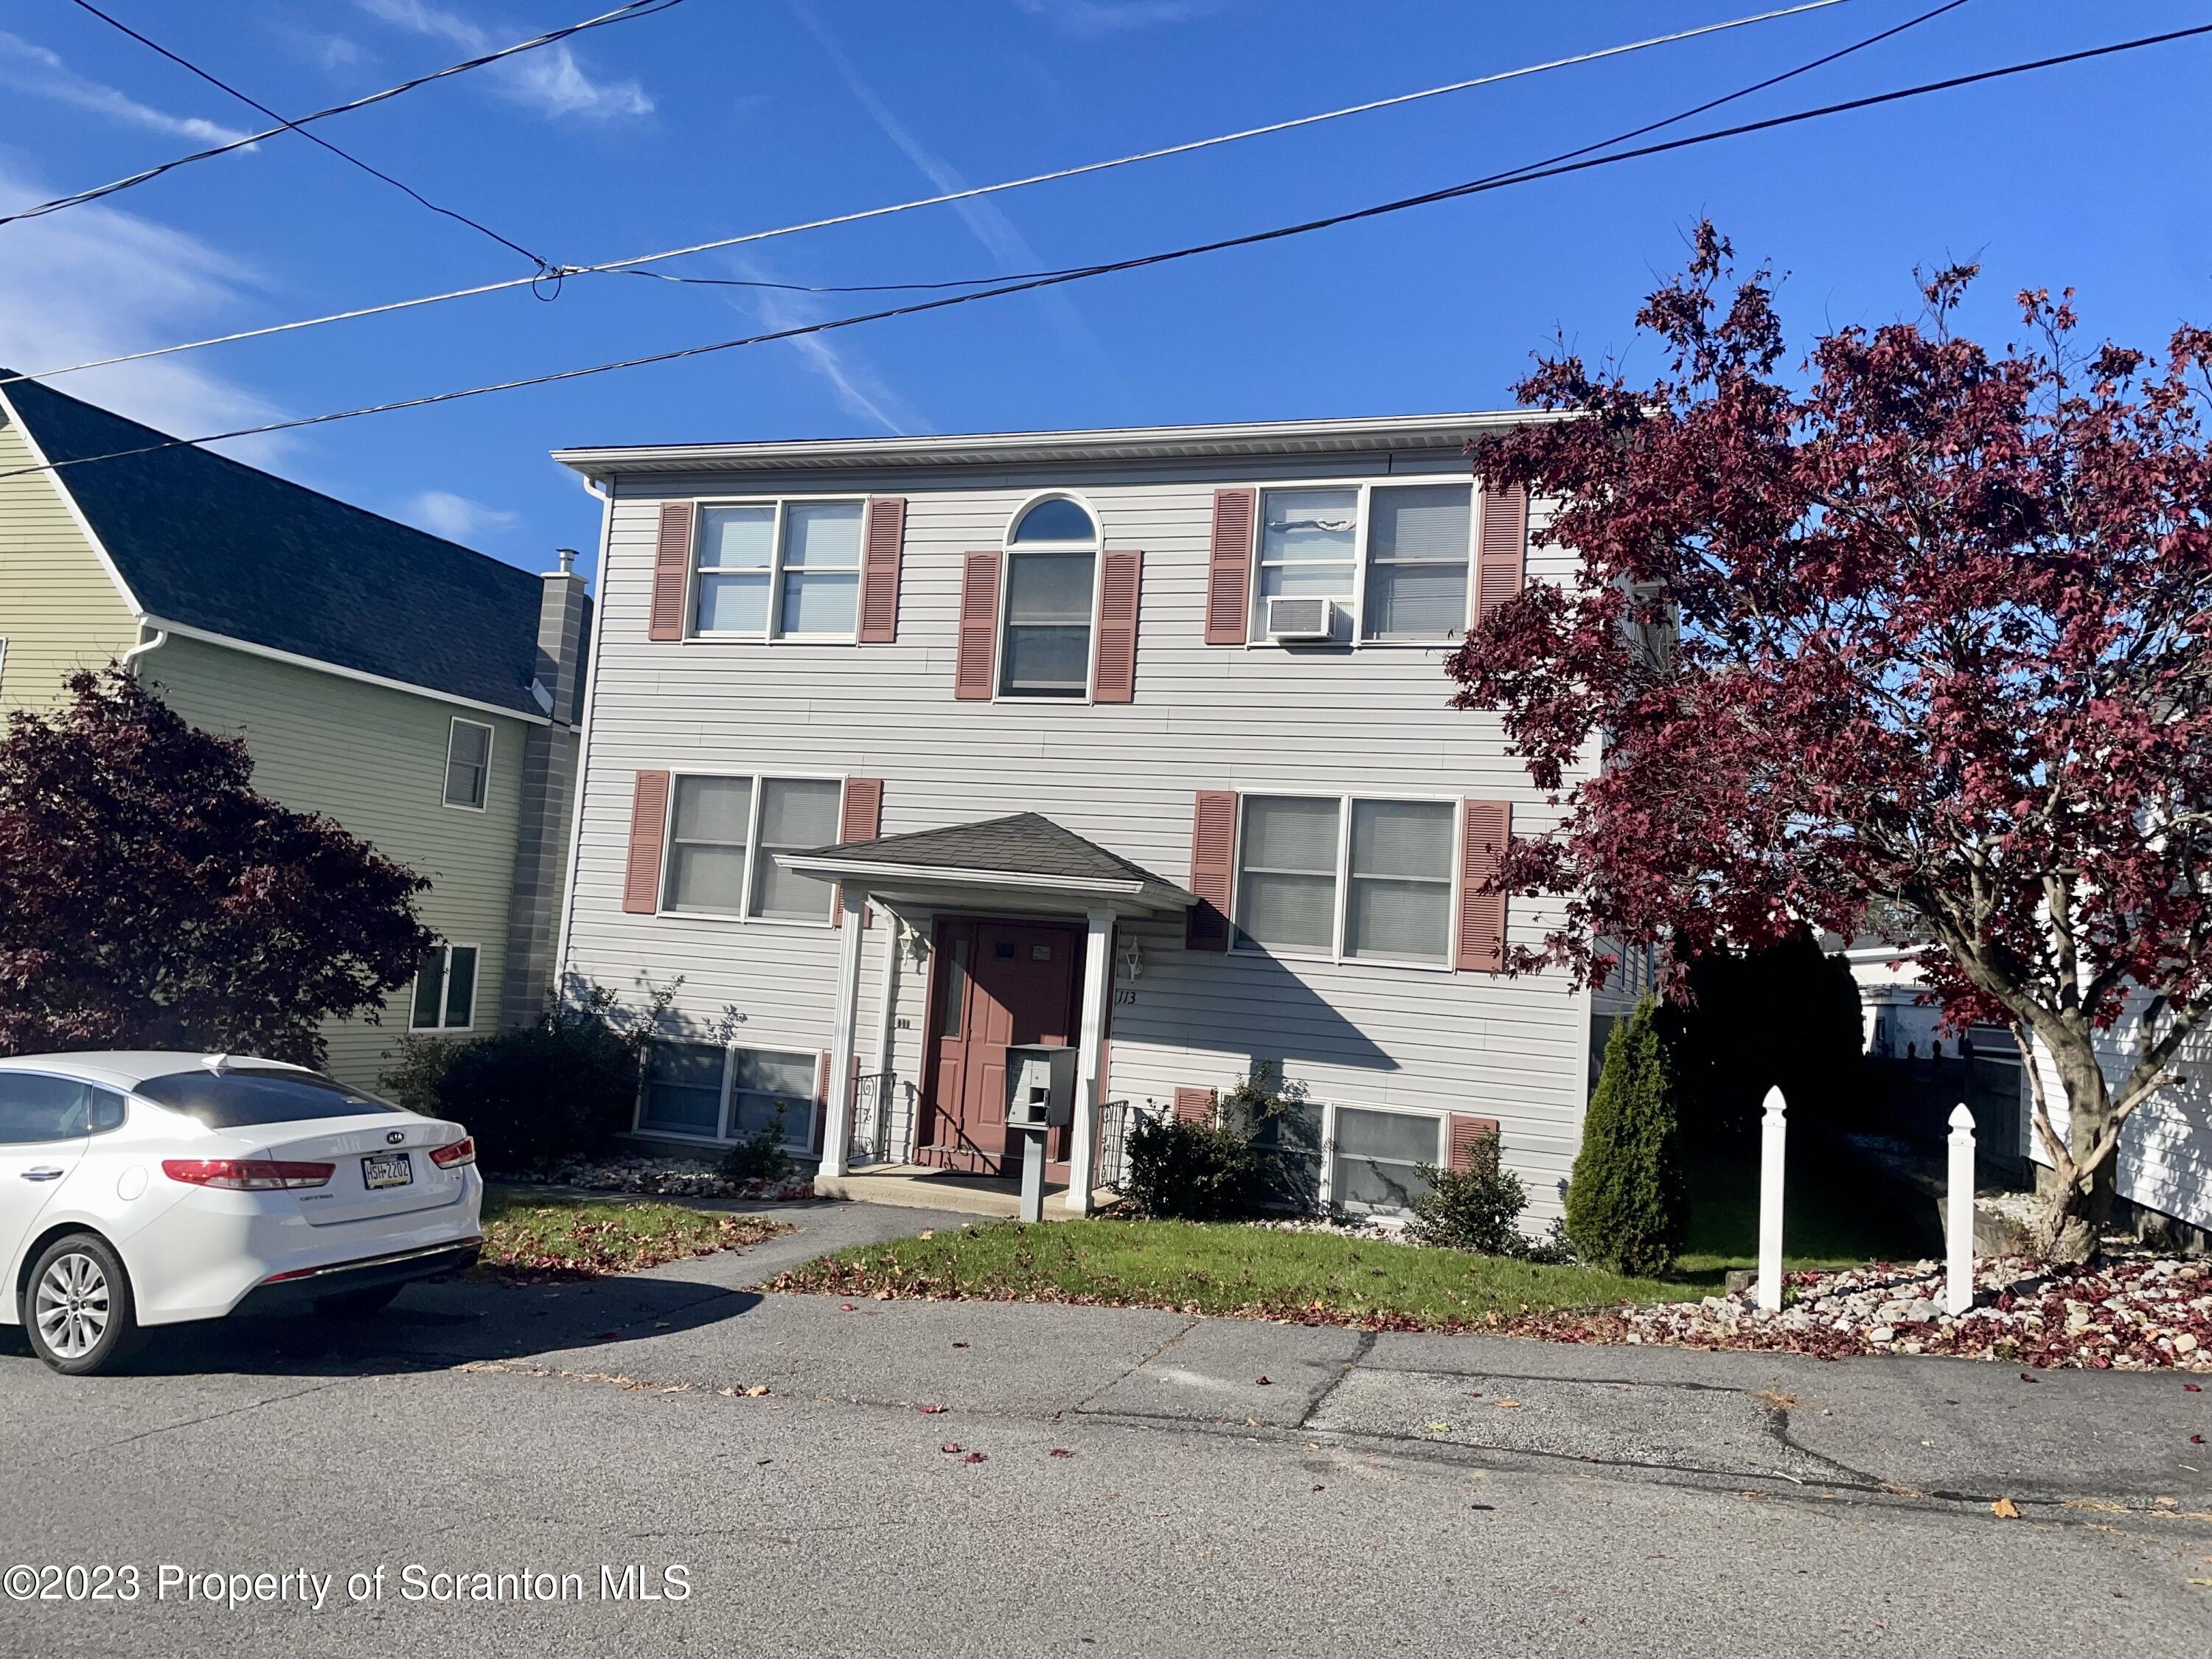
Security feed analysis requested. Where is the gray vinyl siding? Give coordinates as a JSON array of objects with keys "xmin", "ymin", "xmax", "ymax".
[
  {"xmin": 143, "ymin": 635, "xmax": 531, "ymax": 1093},
  {"xmin": 0, "ymin": 415, "xmax": 141, "ymax": 712},
  {"xmin": 561, "ymin": 450, "xmax": 1596, "ymax": 1217}
]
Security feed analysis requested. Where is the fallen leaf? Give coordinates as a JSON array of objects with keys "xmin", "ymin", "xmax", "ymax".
[
  {"xmin": 2019, "ymin": 1373, "xmax": 2041, "ymax": 1384},
  {"xmin": 953, "ymin": 1341, "xmax": 969, "ymax": 1349},
  {"xmin": 960, "ymin": 1452, "xmax": 987, "ymax": 1464},
  {"xmin": 2194, "ymin": 1436, "xmax": 2207, "ymax": 1446},
  {"xmin": 2185, "ymin": 1382, "xmax": 2202, "ymax": 1392},
  {"xmin": 745, "ymin": 1384, "xmax": 769, "ymax": 1397},
  {"xmin": 1050, "ymin": 1449, "xmax": 1075, "ymax": 1459},
  {"xmin": 1466, "ymin": 1391, "xmax": 1484, "ymax": 1399},
  {"xmin": 1255, "ymin": 1376, "xmax": 1273, "ymax": 1386},
  {"xmin": 940, "ymin": 1442, "xmax": 963, "ymax": 1455},
  {"xmin": 1992, "ymin": 1498, "xmax": 2023, "ymax": 1519},
  {"xmin": 1311, "ymin": 1484, "xmax": 1325, "ymax": 1492},
  {"xmin": 920, "ymin": 1230, "xmax": 934, "ymax": 1239},
  {"xmin": 1425, "ymin": 1422, "xmax": 1453, "ymax": 1434},
  {"xmin": 841, "ymin": 1304, "xmax": 858, "ymax": 1312},
  {"xmin": 919, "ymin": 1404, "xmax": 947, "ymax": 1415},
  {"xmin": 1497, "ymin": 1398, "xmax": 1523, "ymax": 1410}
]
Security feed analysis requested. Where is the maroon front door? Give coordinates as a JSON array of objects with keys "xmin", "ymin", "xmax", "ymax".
[{"xmin": 920, "ymin": 917, "xmax": 1083, "ymax": 1176}]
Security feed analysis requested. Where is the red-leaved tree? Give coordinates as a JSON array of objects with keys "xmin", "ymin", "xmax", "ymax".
[
  {"xmin": 0, "ymin": 669, "xmax": 435, "ymax": 1066},
  {"xmin": 1447, "ymin": 225, "xmax": 2212, "ymax": 1262}
]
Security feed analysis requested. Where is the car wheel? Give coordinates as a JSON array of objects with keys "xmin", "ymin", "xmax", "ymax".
[
  {"xmin": 314, "ymin": 1284, "xmax": 403, "ymax": 1319},
  {"xmin": 21, "ymin": 1233, "xmax": 143, "ymax": 1377}
]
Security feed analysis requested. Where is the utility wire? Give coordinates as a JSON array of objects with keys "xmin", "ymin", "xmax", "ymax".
[
  {"xmin": 616, "ymin": 0, "xmax": 1970, "ymax": 299},
  {"xmin": 64, "ymin": 0, "xmax": 551, "ymax": 270},
  {"xmin": 8, "ymin": 17, "xmax": 2199, "ymax": 481},
  {"xmin": 0, "ymin": 0, "xmax": 687, "ymax": 232},
  {"xmin": 0, "ymin": 0, "xmax": 1856, "ymax": 388}
]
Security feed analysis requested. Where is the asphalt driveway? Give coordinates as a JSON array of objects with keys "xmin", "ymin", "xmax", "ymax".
[{"xmin": 3, "ymin": 1200, "xmax": 2207, "ymax": 1658}]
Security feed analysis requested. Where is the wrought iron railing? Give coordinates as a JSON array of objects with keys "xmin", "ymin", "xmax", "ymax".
[
  {"xmin": 1094, "ymin": 1097, "xmax": 1157, "ymax": 1192},
  {"xmin": 847, "ymin": 1071, "xmax": 916, "ymax": 1166}
]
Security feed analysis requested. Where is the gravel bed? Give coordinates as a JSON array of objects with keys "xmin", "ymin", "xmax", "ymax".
[{"xmin": 1518, "ymin": 1253, "xmax": 2212, "ymax": 1369}]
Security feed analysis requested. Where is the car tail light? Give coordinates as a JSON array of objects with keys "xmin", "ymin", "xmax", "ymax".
[
  {"xmin": 161, "ymin": 1158, "xmax": 334, "ymax": 1191},
  {"xmin": 429, "ymin": 1137, "xmax": 476, "ymax": 1170}
]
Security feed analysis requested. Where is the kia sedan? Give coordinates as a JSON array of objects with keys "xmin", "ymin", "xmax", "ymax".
[{"xmin": 1, "ymin": 1052, "xmax": 481, "ymax": 1375}]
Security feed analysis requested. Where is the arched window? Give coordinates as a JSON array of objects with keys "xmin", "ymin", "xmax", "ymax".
[{"xmin": 1001, "ymin": 496, "xmax": 1098, "ymax": 698}]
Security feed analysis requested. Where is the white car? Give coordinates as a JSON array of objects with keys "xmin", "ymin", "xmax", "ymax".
[{"xmin": 1, "ymin": 1051, "xmax": 482, "ymax": 1375}]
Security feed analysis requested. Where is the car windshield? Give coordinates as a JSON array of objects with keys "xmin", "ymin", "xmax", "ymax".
[{"xmin": 135, "ymin": 1067, "xmax": 405, "ymax": 1129}]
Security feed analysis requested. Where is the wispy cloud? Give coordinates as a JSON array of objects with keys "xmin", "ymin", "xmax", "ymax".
[
  {"xmin": 354, "ymin": 0, "xmax": 652, "ymax": 119},
  {"xmin": 790, "ymin": 2, "xmax": 1124, "ymax": 395},
  {"xmin": 0, "ymin": 29, "xmax": 256, "ymax": 146},
  {"xmin": 718, "ymin": 256, "xmax": 927, "ymax": 436},
  {"xmin": 406, "ymin": 489, "xmax": 520, "ymax": 542},
  {"xmin": 1012, "ymin": 0, "xmax": 1223, "ymax": 36},
  {"xmin": 277, "ymin": 25, "xmax": 377, "ymax": 74},
  {"xmin": 0, "ymin": 162, "xmax": 288, "ymax": 466}
]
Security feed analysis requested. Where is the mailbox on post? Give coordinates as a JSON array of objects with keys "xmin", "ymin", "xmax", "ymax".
[
  {"xmin": 1004, "ymin": 1044, "xmax": 1077, "ymax": 1220},
  {"xmin": 1004, "ymin": 1044, "xmax": 1077, "ymax": 1130}
]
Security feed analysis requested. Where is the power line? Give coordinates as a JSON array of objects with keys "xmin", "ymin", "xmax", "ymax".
[
  {"xmin": 63, "ymin": 0, "xmax": 550, "ymax": 270},
  {"xmin": 10, "ymin": 16, "xmax": 2197, "ymax": 482},
  {"xmin": 616, "ymin": 0, "xmax": 1969, "ymax": 300},
  {"xmin": 0, "ymin": 0, "xmax": 1857, "ymax": 389},
  {"xmin": 0, "ymin": 0, "xmax": 688, "ymax": 233}
]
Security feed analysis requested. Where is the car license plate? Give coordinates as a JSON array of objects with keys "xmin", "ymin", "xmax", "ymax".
[{"xmin": 361, "ymin": 1151, "xmax": 414, "ymax": 1190}]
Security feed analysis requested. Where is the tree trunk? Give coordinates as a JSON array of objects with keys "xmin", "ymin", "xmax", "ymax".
[{"xmin": 2031, "ymin": 1032, "xmax": 2118, "ymax": 1265}]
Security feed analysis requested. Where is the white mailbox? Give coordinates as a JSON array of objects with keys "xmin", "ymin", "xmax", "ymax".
[{"xmin": 1004, "ymin": 1044, "xmax": 1078, "ymax": 1130}]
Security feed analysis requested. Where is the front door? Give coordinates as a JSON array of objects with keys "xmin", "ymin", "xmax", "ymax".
[{"xmin": 920, "ymin": 917, "xmax": 1083, "ymax": 1176}]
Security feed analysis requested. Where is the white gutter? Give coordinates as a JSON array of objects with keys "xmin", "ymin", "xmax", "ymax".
[
  {"xmin": 775, "ymin": 855, "xmax": 1150, "ymax": 897},
  {"xmin": 118, "ymin": 626, "xmax": 167, "ymax": 672},
  {"xmin": 139, "ymin": 615, "xmax": 551, "ymax": 726},
  {"xmin": 549, "ymin": 470, "xmax": 615, "ymax": 1002}
]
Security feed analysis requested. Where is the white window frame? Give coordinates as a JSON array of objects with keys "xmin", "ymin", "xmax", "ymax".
[
  {"xmin": 441, "ymin": 716, "xmax": 494, "ymax": 811},
  {"xmin": 657, "ymin": 771, "xmax": 849, "ymax": 928},
  {"xmin": 1313, "ymin": 1099, "xmax": 1447, "ymax": 1215},
  {"xmin": 633, "ymin": 1039, "xmax": 819, "ymax": 1150},
  {"xmin": 992, "ymin": 490, "xmax": 1105, "ymax": 705},
  {"xmin": 408, "ymin": 942, "xmax": 481, "ymax": 1032},
  {"xmin": 1247, "ymin": 476, "xmax": 1481, "ymax": 649},
  {"xmin": 1228, "ymin": 790, "xmax": 1463, "ymax": 972},
  {"xmin": 685, "ymin": 495, "xmax": 869, "ymax": 645},
  {"xmin": 0, "ymin": 636, "xmax": 9, "ymax": 694}
]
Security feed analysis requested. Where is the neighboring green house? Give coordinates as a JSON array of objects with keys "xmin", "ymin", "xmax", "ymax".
[{"xmin": 0, "ymin": 372, "xmax": 588, "ymax": 1090}]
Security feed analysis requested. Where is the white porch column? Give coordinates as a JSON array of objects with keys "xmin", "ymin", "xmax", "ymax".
[
  {"xmin": 1064, "ymin": 906, "xmax": 1115, "ymax": 1215},
  {"xmin": 820, "ymin": 888, "xmax": 867, "ymax": 1180}
]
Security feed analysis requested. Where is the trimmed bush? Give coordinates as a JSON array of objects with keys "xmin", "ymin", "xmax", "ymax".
[
  {"xmin": 381, "ymin": 985, "xmax": 646, "ymax": 1173},
  {"xmin": 1564, "ymin": 1000, "xmax": 1688, "ymax": 1276},
  {"xmin": 1121, "ymin": 1071, "xmax": 1308, "ymax": 1221},
  {"xmin": 718, "ymin": 1123, "xmax": 796, "ymax": 1186},
  {"xmin": 1406, "ymin": 1130, "xmax": 1531, "ymax": 1256}
]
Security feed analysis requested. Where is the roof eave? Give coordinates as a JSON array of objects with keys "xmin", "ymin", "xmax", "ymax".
[{"xmin": 550, "ymin": 410, "xmax": 1565, "ymax": 481}]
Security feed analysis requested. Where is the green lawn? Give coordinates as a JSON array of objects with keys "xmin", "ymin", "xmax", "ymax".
[
  {"xmin": 1673, "ymin": 1139, "xmax": 1941, "ymax": 1279},
  {"xmin": 772, "ymin": 1217, "xmax": 1693, "ymax": 1331},
  {"xmin": 477, "ymin": 1186, "xmax": 791, "ymax": 1281}
]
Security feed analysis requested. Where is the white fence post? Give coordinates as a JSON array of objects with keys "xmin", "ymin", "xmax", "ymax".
[
  {"xmin": 1946, "ymin": 1103, "xmax": 1976, "ymax": 1316},
  {"xmin": 1757, "ymin": 1086, "xmax": 1787, "ymax": 1312}
]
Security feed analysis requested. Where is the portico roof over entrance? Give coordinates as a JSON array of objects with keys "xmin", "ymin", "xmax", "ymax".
[{"xmin": 777, "ymin": 812, "xmax": 1195, "ymax": 919}]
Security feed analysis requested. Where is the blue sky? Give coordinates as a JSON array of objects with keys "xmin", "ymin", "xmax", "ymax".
[{"xmin": 2, "ymin": 0, "xmax": 2208, "ymax": 578}]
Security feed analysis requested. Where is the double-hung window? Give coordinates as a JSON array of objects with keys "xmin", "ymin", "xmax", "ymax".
[
  {"xmin": 692, "ymin": 499, "xmax": 864, "ymax": 640},
  {"xmin": 661, "ymin": 773, "xmax": 843, "ymax": 922},
  {"xmin": 638, "ymin": 1040, "xmax": 817, "ymax": 1146},
  {"xmin": 1233, "ymin": 795, "xmax": 1456, "ymax": 965},
  {"xmin": 1244, "ymin": 1096, "xmax": 1444, "ymax": 1216},
  {"xmin": 1251, "ymin": 482, "xmax": 1474, "ymax": 644},
  {"xmin": 410, "ymin": 943, "xmax": 479, "ymax": 1031},
  {"xmin": 442, "ymin": 717, "xmax": 492, "ymax": 809},
  {"xmin": 1000, "ymin": 496, "xmax": 1098, "ymax": 698}
]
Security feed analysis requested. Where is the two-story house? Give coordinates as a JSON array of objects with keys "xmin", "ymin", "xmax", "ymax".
[
  {"xmin": 549, "ymin": 414, "xmax": 1630, "ymax": 1221},
  {"xmin": 0, "ymin": 372, "xmax": 588, "ymax": 1090}
]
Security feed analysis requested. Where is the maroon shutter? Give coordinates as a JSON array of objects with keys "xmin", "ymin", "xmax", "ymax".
[
  {"xmin": 953, "ymin": 549, "xmax": 1001, "ymax": 700},
  {"xmin": 1446, "ymin": 1114, "xmax": 1501, "ymax": 1174},
  {"xmin": 1172, "ymin": 1087, "xmax": 1215, "ymax": 1125},
  {"xmin": 1457, "ymin": 800, "xmax": 1512, "ymax": 972},
  {"xmin": 1092, "ymin": 549, "xmax": 1142, "ymax": 703},
  {"xmin": 858, "ymin": 496, "xmax": 906, "ymax": 643},
  {"xmin": 1203, "ymin": 488, "xmax": 1256, "ymax": 645},
  {"xmin": 832, "ymin": 777, "xmax": 883, "ymax": 929},
  {"xmin": 622, "ymin": 771, "xmax": 671, "ymax": 914},
  {"xmin": 650, "ymin": 503, "xmax": 694, "ymax": 641},
  {"xmin": 1475, "ymin": 482, "xmax": 1528, "ymax": 627},
  {"xmin": 1185, "ymin": 790, "xmax": 1237, "ymax": 950}
]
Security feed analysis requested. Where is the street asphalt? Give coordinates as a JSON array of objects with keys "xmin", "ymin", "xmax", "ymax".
[{"xmin": 2, "ymin": 1197, "xmax": 2208, "ymax": 1658}]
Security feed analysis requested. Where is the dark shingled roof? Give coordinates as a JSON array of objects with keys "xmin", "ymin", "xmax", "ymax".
[
  {"xmin": 1, "ymin": 372, "xmax": 561, "ymax": 717},
  {"xmin": 795, "ymin": 813, "xmax": 1194, "ymax": 898}
]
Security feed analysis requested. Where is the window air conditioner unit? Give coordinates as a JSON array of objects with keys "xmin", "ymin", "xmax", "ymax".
[{"xmin": 1265, "ymin": 595, "xmax": 1337, "ymax": 641}]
